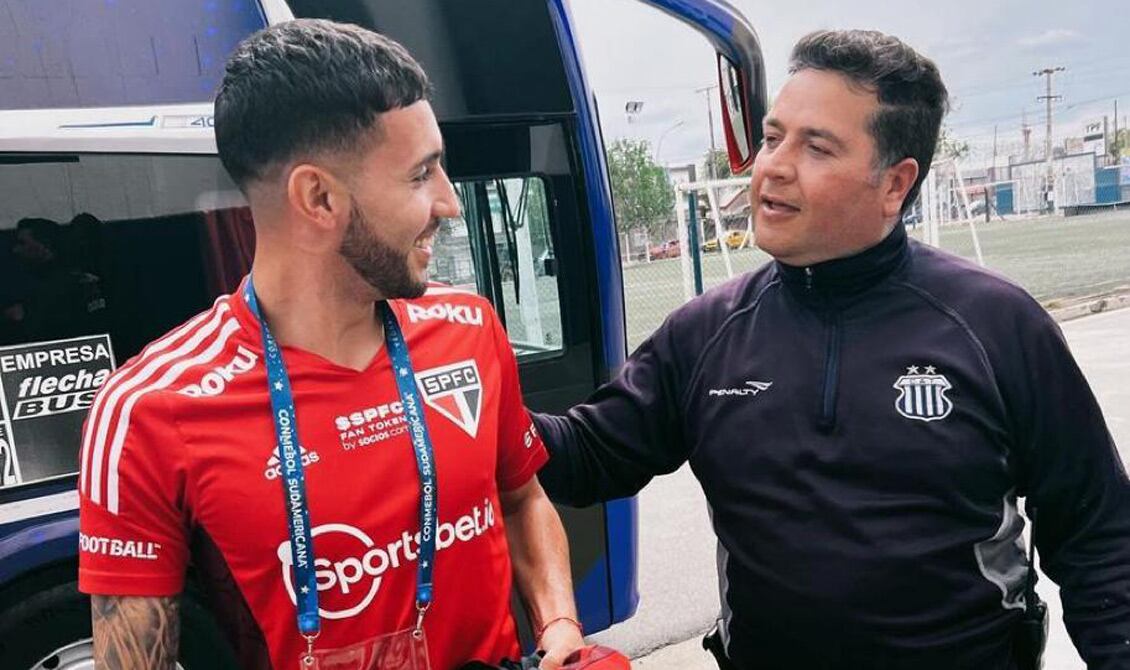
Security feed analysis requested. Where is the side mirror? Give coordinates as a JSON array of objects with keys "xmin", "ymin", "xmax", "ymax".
[{"xmin": 717, "ymin": 55, "xmax": 755, "ymax": 175}]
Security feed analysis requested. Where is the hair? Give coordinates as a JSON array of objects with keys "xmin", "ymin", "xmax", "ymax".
[
  {"xmin": 788, "ymin": 30, "xmax": 950, "ymax": 213},
  {"xmin": 215, "ymin": 19, "xmax": 430, "ymax": 191},
  {"xmin": 16, "ymin": 217, "xmax": 63, "ymax": 251}
]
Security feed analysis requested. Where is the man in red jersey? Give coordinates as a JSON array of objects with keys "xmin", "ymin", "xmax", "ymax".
[{"xmin": 78, "ymin": 19, "xmax": 584, "ymax": 670}]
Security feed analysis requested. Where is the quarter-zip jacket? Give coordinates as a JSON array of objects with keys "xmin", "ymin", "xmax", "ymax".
[{"xmin": 535, "ymin": 225, "xmax": 1130, "ymax": 669}]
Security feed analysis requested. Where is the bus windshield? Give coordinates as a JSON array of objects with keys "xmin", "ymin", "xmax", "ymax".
[{"xmin": 0, "ymin": 0, "xmax": 266, "ymax": 110}]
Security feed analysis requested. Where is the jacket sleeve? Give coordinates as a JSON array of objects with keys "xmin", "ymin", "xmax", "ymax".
[
  {"xmin": 1008, "ymin": 311, "xmax": 1130, "ymax": 667},
  {"xmin": 534, "ymin": 314, "xmax": 695, "ymax": 507}
]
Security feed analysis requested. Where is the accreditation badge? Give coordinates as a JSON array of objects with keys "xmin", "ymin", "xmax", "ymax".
[{"xmin": 305, "ymin": 627, "xmax": 431, "ymax": 670}]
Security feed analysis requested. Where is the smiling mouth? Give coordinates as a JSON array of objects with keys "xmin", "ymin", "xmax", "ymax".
[
  {"xmin": 414, "ymin": 221, "xmax": 441, "ymax": 252},
  {"xmin": 760, "ymin": 195, "xmax": 800, "ymax": 213}
]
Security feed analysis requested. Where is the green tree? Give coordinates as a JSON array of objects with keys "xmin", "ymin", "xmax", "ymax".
[
  {"xmin": 696, "ymin": 145, "xmax": 750, "ymax": 177},
  {"xmin": 1110, "ymin": 128, "xmax": 1129, "ymax": 161},
  {"xmin": 606, "ymin": 138, "xmax": 675, "ymax": 239},
  {"xmin": 936, "ymin": 126, "xmax": 969, "ymax": 161},
  {"xmin": 703, "ymin": 148, "xmax": 733, "ymax": 180}
]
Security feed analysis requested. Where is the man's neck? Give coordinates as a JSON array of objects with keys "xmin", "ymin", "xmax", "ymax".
[{"xmin": 249, "ymin": 254, "xmax": 385, "ymax": 372}]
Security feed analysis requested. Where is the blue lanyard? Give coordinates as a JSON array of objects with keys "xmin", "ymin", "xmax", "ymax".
[{"xmin": 244, "ymin": 278, "xmax": 438, "ymax": 641}]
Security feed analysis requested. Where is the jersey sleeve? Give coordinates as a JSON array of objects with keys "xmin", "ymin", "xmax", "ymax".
[
  {"xmin": 78, "ymin": 388, "xmax": 190, "ymax": 596},
  {"xmin": 1002, "ymin": 308, "xmax": 1130, "ymax": 668},
  {"xmin": 487, "ymin": 308, "xmax": 548, "ymax": 492}
]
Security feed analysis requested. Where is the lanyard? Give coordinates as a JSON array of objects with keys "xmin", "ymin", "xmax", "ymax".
[{"xmin": 244, "ymin": 277, "xmax": 439, "ymax": 647}]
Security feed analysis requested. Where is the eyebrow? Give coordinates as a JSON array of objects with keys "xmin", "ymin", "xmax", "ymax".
[
  {"xmin": 410, "ymin": 149, "xmax": 445, "ymax": 174},
  {"xmin": 764, "ymin": 117, "xmax": 848, "ymax": 151}
]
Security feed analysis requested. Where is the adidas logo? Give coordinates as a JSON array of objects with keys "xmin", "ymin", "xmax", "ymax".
[{"xmin": 264, "ymin": 445, "xmax": 321, "ymax": 480}]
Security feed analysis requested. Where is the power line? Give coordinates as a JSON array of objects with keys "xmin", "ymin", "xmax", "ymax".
[
  {"xmin": 948, "ymin": 89, "xmax": 1130, "ymax": 131},
  {"xmin": 953, "ymin": 65, "xmax": 1130, "ymax": 104},
  {"xmin": 939, "ymin": 53, "xmax": 1130, "ymax": 98}
]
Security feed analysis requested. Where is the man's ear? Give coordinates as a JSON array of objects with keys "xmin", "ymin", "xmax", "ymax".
[
  {"xmin": 285, "ymin": 164, "xmax": 350, "ymax": 234},
  {"xmin": 883, "ymin": 157, "xmax": 920, "ymax": 220}
]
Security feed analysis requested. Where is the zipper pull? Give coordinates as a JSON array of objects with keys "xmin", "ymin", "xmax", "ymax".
[{"xmin": 805, "ymin": 267, "xmax": 814, "ymax": 290}]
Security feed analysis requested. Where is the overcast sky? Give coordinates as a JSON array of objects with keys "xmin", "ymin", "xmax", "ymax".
[{"xmin": 568, "ymin": 0, "xmax": 1130, "ymax": 169}]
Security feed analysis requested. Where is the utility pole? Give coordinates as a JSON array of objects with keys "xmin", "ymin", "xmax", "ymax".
[
  {"xmin": 1033, "ymin": 66, "xmax": 1064, "ymax": 213},
  {"xmin": 1103, "ymin": 116, "xmax": 1110, "ymax": 164},
  {"xmin": 991, "ymin": 124, "xmax": 998, "ymax": 181},
  {"xmin": 1022, "ymin": 110, "xmax": 1031, "ymax": 161},
  {"xmin": 1114, "ymin": 99, "xmax": 1120, "ymax": 161},
  {"xmin": 696, "ymin": 85, "xmax": 719, "ymax": 178}
]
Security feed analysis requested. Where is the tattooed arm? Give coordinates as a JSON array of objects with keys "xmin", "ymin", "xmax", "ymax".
[{"xmin": 91, "ymin": 595, "xmax": 180, "ymax": 670}]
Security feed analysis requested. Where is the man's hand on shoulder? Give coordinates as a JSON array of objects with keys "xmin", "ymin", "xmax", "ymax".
[{"xmin": 92, "ymin": 594, "xmax": 180, "ymax": 670}]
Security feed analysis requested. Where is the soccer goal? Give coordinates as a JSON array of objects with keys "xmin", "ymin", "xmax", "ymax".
[{"xmin": 671, "ymin": 176, "xmax": 752, "ymax": 301}]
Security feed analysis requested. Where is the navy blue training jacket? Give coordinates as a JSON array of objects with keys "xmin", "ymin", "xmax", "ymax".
[{"xmin": 535, "ymin": 224, "xmax": 1130, "ymax": 669}]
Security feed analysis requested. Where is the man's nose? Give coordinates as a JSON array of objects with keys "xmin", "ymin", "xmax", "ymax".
[
  {"xmin": 759, "ymin": 144, "xmax": 796, "ymax": 182},
  {"xmin": 434, "ymin": 169, "xmax": 461, "ymax": 219}
]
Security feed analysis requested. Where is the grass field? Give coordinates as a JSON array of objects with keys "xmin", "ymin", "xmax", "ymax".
[{"xmin": 622, "ymin": 210, "xmax": 1130, "ymax": 352}]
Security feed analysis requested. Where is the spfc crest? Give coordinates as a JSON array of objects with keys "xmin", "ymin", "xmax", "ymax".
[
  {"xmin": 893, "ymin": 366, "xmax": 953, "ymax": 422},
  {"xmin": 416, "ymin": 360, "xmax": 483, "ymax": 438}
]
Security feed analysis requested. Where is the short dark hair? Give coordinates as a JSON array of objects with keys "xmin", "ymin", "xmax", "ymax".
[
  {"xmin": 16, "ymin": 218, "xmax": 63, "ymax": 251},
  {"xmin": 215, "ymin": 19, "xmax": 430, "ymax": 190},
  {"xmin": 789, "ymin": 30, "xmax": 949, "ymax": 213}
]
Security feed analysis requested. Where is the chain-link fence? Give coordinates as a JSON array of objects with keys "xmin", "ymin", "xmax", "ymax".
[
  {"xmin": 620, "ymin": 177, "xmax": 1130, "ymax": 354},
  {"xmin": 908, "ymin": 211, "xmax": 1130, "ymax": 305},
  {"xmin": 621, "ymin": 178, "xmax": 769, "ymax": 352}
]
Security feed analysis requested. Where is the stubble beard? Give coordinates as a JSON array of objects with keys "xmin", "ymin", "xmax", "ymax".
[{"xmin": 339, "ymin": 202, "xmax": 428, "ymax": 300}]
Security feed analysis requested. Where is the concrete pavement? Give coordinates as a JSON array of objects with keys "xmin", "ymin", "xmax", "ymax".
[{"xmin": 595, "ymin": 307, "xmax": 1130, "ymax": 668}]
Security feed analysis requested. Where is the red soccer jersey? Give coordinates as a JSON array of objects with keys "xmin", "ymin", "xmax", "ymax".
[{"xmin": 78, "ymin": 281, "xmax": 548, "ymax": 669}]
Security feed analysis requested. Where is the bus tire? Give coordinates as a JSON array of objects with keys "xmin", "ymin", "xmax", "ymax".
[{"xmin": 0, "ymin": 578, "xmax": 238, "ymax": 670}]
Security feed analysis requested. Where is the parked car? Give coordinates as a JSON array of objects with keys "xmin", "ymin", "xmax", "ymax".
[
  {"xmin": 648, "ymin": 239, "xmax": 681, "ymax": 259},
  {"xmin": 703, "ymin": 229, "xmax": 750, "ymax": 252}
]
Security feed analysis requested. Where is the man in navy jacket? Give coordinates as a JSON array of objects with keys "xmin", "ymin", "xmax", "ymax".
[{"xmin": 535, "ymin": 30, "xmax": 1130, "ymax": 669}]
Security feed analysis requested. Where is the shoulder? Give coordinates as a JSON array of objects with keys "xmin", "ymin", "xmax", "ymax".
[
  {"xmin": 662, "ymin": 263, "xmax": 779, "ymax": 339},
  {"xmin": 627, "ymin": 265, "xmax": 778, "ymax": 382},
  {"xmin": 904, "ymin": 240, "xmax": 1052, "ymax": 328},
  {"xmin": 900, "ymin": 241, "xmax": 1063, "ymax": 370},
  {"xmin": 81, "ymin": 301, "xmax": 240, "ymax": 513},
  {"xmin": 396, "ymin": 283, "xmax": 495, "ymax": 328},
  {"xmin": 114, "ymin": 293, "xmax": 244, "ymax": 372},
  {"xmin": 86, "ymin": 294, "xmax": 246, "ymax": 434}
]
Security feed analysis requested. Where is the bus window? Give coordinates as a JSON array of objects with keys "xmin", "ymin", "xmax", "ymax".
[
  {"xmin": 0, "ymin": 0, "xmax": 266, "ymax": 110},
  {"xmin": 441, "ymin": 177, "xmax": 564, "ymax": 359},
  {"xmin": 0, "ymin": 152, "xmax": 251, "ymax": 487}
]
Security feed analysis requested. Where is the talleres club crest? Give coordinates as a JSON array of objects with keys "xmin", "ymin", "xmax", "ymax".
[{"xmin": 893, "ymin": 365, "xmax": 953, "ymax": 422}]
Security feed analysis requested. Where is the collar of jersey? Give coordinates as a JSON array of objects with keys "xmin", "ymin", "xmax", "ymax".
[
  {"xmin": 775, "ymin": 223, "xmax": 909, "ymax": 301},
  {"xmin": 230, "ymin": 276, "xmax": 394, "ymax": 377}
]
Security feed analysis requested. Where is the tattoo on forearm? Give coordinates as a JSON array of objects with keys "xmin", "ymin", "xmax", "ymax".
[{"xmin": 92, "ymin": 595, "xmax": 180, "ymax": 670}]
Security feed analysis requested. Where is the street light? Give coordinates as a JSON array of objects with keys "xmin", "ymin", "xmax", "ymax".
[
  {"xmin": 625, "ymin": 100, "xmax": 644, "ymax": 124},
  {"xmin": 655, "ymin": 120, "xmax": 686, "ymax": 164}
]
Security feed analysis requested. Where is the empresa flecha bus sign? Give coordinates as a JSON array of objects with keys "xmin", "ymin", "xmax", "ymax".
[{"xmin": 0, "ymin": 335, "xmax": 115, "ymax": 486}]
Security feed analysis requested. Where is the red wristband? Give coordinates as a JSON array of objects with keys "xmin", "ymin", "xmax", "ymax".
[{"xmin": 535, "ymin": 616, "xmax": 584, "ymax": 647}]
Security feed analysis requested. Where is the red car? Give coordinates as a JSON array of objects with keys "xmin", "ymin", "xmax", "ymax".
[{"xmin": 648, "ymin": 239, "xmax": 681, "ymax": 260}]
